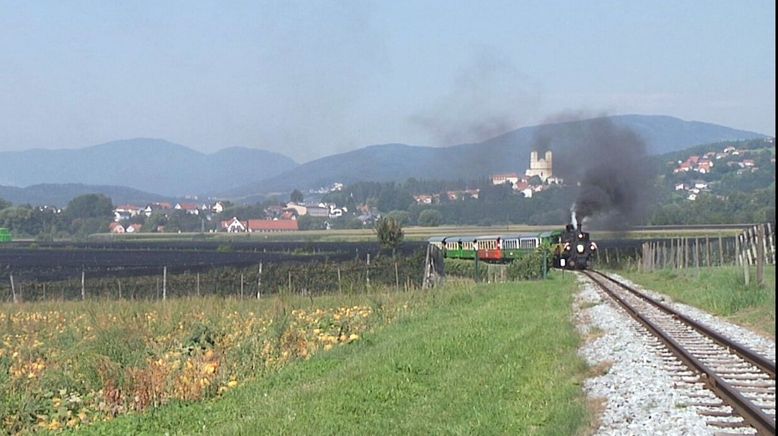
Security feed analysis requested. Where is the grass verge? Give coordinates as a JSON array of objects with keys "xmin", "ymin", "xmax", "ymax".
[
  {"xmin": 80, "ymin": 276, "xmax": 591, "ymax": 435},
  {"xmin": 618, "ymin": 265, "xmax": 775, "ymax": 338}
]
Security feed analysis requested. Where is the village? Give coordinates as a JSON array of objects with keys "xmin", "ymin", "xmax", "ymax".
[
  {"xmin": 670, "ymin": 140, "xmax": 775, "ymax": 201},
  {"xmin": 104, "ymin": 150, "xmax": 562, "ymax": 234}
]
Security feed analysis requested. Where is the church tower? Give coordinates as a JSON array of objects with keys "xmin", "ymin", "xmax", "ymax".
[{"xmin": 525, "ymin": 150, "xmax": 553, "ymax": 182}]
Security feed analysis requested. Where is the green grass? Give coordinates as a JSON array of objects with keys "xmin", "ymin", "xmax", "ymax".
[
  {"xmin": 618, "ymin": 265, "xmax": 775, "ymax": 338},
  {"xmin": 80, "ymin": 276, "xmax": 592, "ymax": 435}
]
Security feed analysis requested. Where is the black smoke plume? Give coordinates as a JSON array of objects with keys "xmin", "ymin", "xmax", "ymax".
[{"xmin": 533, "ymin": 114, "xmax": 655, "ymax": 229}]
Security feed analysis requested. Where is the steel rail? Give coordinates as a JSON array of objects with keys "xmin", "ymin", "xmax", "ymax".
[
  {"xmin": 590, "ymin": 269, "xmax": 775, "ymax": 379},
  {"xmin": 583, "ymin": 271, "xmax": 776, "ymax": 435}
]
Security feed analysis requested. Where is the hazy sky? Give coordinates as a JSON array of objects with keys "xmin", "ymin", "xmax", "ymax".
[{"xmin": 1, "ymin": 1, "xmax": 774, "ymax": 162}]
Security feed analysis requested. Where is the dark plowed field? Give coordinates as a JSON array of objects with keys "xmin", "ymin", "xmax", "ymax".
[{"xmin": 0, "ymin": 241, "xmax": 427, "ymax": 281}]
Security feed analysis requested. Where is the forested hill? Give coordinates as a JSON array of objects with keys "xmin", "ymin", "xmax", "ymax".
[{"xmin": 224, "ymin": 114, "xmax": 766, "ymax": 198}]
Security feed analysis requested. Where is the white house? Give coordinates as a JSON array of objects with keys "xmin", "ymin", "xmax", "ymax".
[{"xmin": 221, "ymin": 217, "xmax": 247, "ymax": 233}]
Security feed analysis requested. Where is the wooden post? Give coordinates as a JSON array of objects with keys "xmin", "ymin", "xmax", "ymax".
[
  {"xmin": 767, "ymin": 223, "xmax": 775, "ymax": 264},
  {"xmin": 163, "ymin": 266, "xmax": 167, "ymax": 301},
  {"xmin": 663, "ymin": 240, "xmax": 668, "ymax": 269},
  {"xmin": 197, "ymin": 273, "xmax": 201, "ymax": 297},
  {"xmin": 10, "ymin": 274, "xmax": 17, "ymax": 304},
  {"xmin": 240, "ymin": 273, "xmax": 244, "ymax": 299},
  {"xmin": 81, "ymin": 270, "xmax": 86, "ymax": 301},
  {"xmin": 395, "ymin": 262, "xmax": 400, "ymax": 291},
  {"xmin": 366, "ymin": 253, "xmax": 370, "ymax": 288},
  {"xmin": 742, "ymin": 252, "xmax": 750, "ymax": 286},
  {"xmin": 718, "ymin": 234, "xmax": 724, "ymax": 266},
  {"xmin": 604, "ymin": 248, "xmax": 610, "ymax": 266},
  {"xmin": 118, "ymin": 280, "xmax": 122, "ymax": 299},
  {"xmin": 43, "ymin": 282, "xmax": 47, "ymax": 300},
  {"xmin": 670, "ymin": 238, "xmax": 681, "ymax": 269},
  {"xmin": 735, "ymin": 234, "xmax": 741, "ymax": 266},
  {"xmin": 756, "ymin": 224, "xmax": 765, "ymax": 286},
  {"xmin": 705, "ymin": 236, "xmax": 711, "ymax": 267},
  {"xmin": 748, "ymin": 226, "xmax": 759, "ymax": 265},
  {"xmin": 694, "ymin": 238, "xmax": 700, "ymax": 270},
  {"xmin": 337, "ymin": 267, "xmax": 342, "ymax": 294},
  {"xmin": 256, "ymin": 263, "xmax": 262, "ymax": 300}
]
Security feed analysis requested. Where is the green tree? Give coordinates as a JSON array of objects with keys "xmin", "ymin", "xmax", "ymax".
[
  {"xmin": 386, "ymin": 210, "xmax": 411, "ymax": 226},
  {"xmin": 65, "ymin": 194, "xmax": 113, "ymax": 220},
  {"xmin": 418, "ymin": 209, "xmax": 443, "ymax": 227},
  {"xmin": 0, "ymin": 197, "xmax": 11, "ymax": 210},
  {"xmin": 375, "ymin": 217, "xmax": 404, "ymax": 254},
  {"xmin": 290, "ymin": 189, "xmax": 304, "ymax": 204}
]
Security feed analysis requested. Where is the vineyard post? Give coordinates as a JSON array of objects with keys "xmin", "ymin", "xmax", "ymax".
[
  {"xmin": 43, "ymin": 282, "xmax": 47, "ymax": 300},
  {"xmin": 742, "ymin": 251, "xmax": 750, "ymax": 286},
  {"xmin": 81, "ymin": 270, "xmax": 85, "ymax": 301},
  {"xmin": 705, "ymin": 236, "xmax": 711, "ymax": 267},
  {"xmin": 257, "ymin": 262, "xmax": 262, "ymax": 300},
  {"xmin": 718, "ymin": 234, "xmax": 724, "ymax": 266},
  {"xmin": 163, "ymin": 266, "xmax": 167, "ymax": 301},
  {"xmin": 118, "ymin": 280, "xmax": 122, "ymax": 300},
  {"xmin": 395, "ymin": 262, "xmax": 399, "ymax": 291},
  {"xmin": 767, "ymin": 222, "xmax": 775, "ymax": 264},
  {"xmin": 10, "ymin": 274, "xmax": 17, "ymax": 303},
  {"xmin": 735, "ymin": 234, "xmax": 741, "ymax": 266},
  {"xmin": 749, "ymin": 226, "xmax": 758, "ymax": 266},
  {"xmin": 662, "ymin": 240, "xmax": 667, "ymax": 269},
  {"xmin": 366, "ymin": 253, "xmax": 370, "ymax": 289},
  {"xmin": 240, "ymin": 274, "xmax": 244, "ymax": 299},
  {"xmin": 694, "ymin": 238, "xmax": 700, "ymax": 271},
  {"xmin": 756, "ymin": 224, "xmax": 764, "ymax": 286},
  {"xmin": 197, "ymin": 273, "xmax": 201, "ymax": 297},
  {"xmin": 474, "ymin": 252, "xmax": 480, "ymax": 281},
  {"xmin": 337, "ymin": 266, "xmax": 342, "ymax": 294}
]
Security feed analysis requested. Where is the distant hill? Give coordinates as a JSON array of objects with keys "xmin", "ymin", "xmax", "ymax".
[
  {"xmin": 0, "ymin": 138, "xmax": 298, "ymax": 196},
  {"xmin": 0, "ymin": 183, "xmax": 177, "ymax": 208},
  {"xmin": 224, "ymin": 115, "xmax": 766, "ymax": 199}
]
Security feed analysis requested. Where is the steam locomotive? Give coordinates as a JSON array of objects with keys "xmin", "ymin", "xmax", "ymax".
[
  {"xmin": 427, "ymin": 224, "xmax": 597, "ymax": 270},
  {"xmin": 552, "ymin": 224, "xmax": 597, "ymax": 270}
]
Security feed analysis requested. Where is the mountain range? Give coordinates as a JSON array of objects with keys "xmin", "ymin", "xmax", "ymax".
[
  {"xmin": 0, "ymin": 184, "xmax": 176, "ymax": 208},
  {"xmin": 0, "ymin": 115, "xmax": 768, "ymax": 205},
  {"xmin": 0, "ymin": 138, "xmax": 297, "ymax": 197}
]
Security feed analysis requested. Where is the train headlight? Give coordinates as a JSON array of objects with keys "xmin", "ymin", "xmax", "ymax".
[
  {"xmin": 560, "ymin": 259, "xmax": 566, "ymax": 267},
  {"xmin": 578, "ymin": 233, "xmax": 583, "ymax": 239},
  {"xmin": 590, "ymin": 242, "xmax": 597, "ymax": 251},
  {"xmin": 576, "ymin": 244, "xmax": 585, "ymax": 253},
  {"xmin": 563, "ymin": 243, "xmax": 570, "ymax": 251}
]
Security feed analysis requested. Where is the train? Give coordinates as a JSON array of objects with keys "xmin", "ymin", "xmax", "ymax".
[{"xmin": 427, "ymin": 224, "xmax": 597, "ymax": 270}]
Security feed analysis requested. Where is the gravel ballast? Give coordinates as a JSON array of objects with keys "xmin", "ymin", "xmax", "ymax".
[{"xmin": 573, "ymin": 273, "xmax": 773, "ymax": 435}]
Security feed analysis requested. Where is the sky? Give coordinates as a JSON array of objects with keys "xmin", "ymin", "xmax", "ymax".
[{"xmin": 1, "ymin": 0, "xmax": 774, "ymax": 162}]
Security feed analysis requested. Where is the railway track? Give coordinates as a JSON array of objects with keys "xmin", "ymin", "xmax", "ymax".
[{"xmin": 583, "ymin": 270, "xmax": 776, "ymax": 435}]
